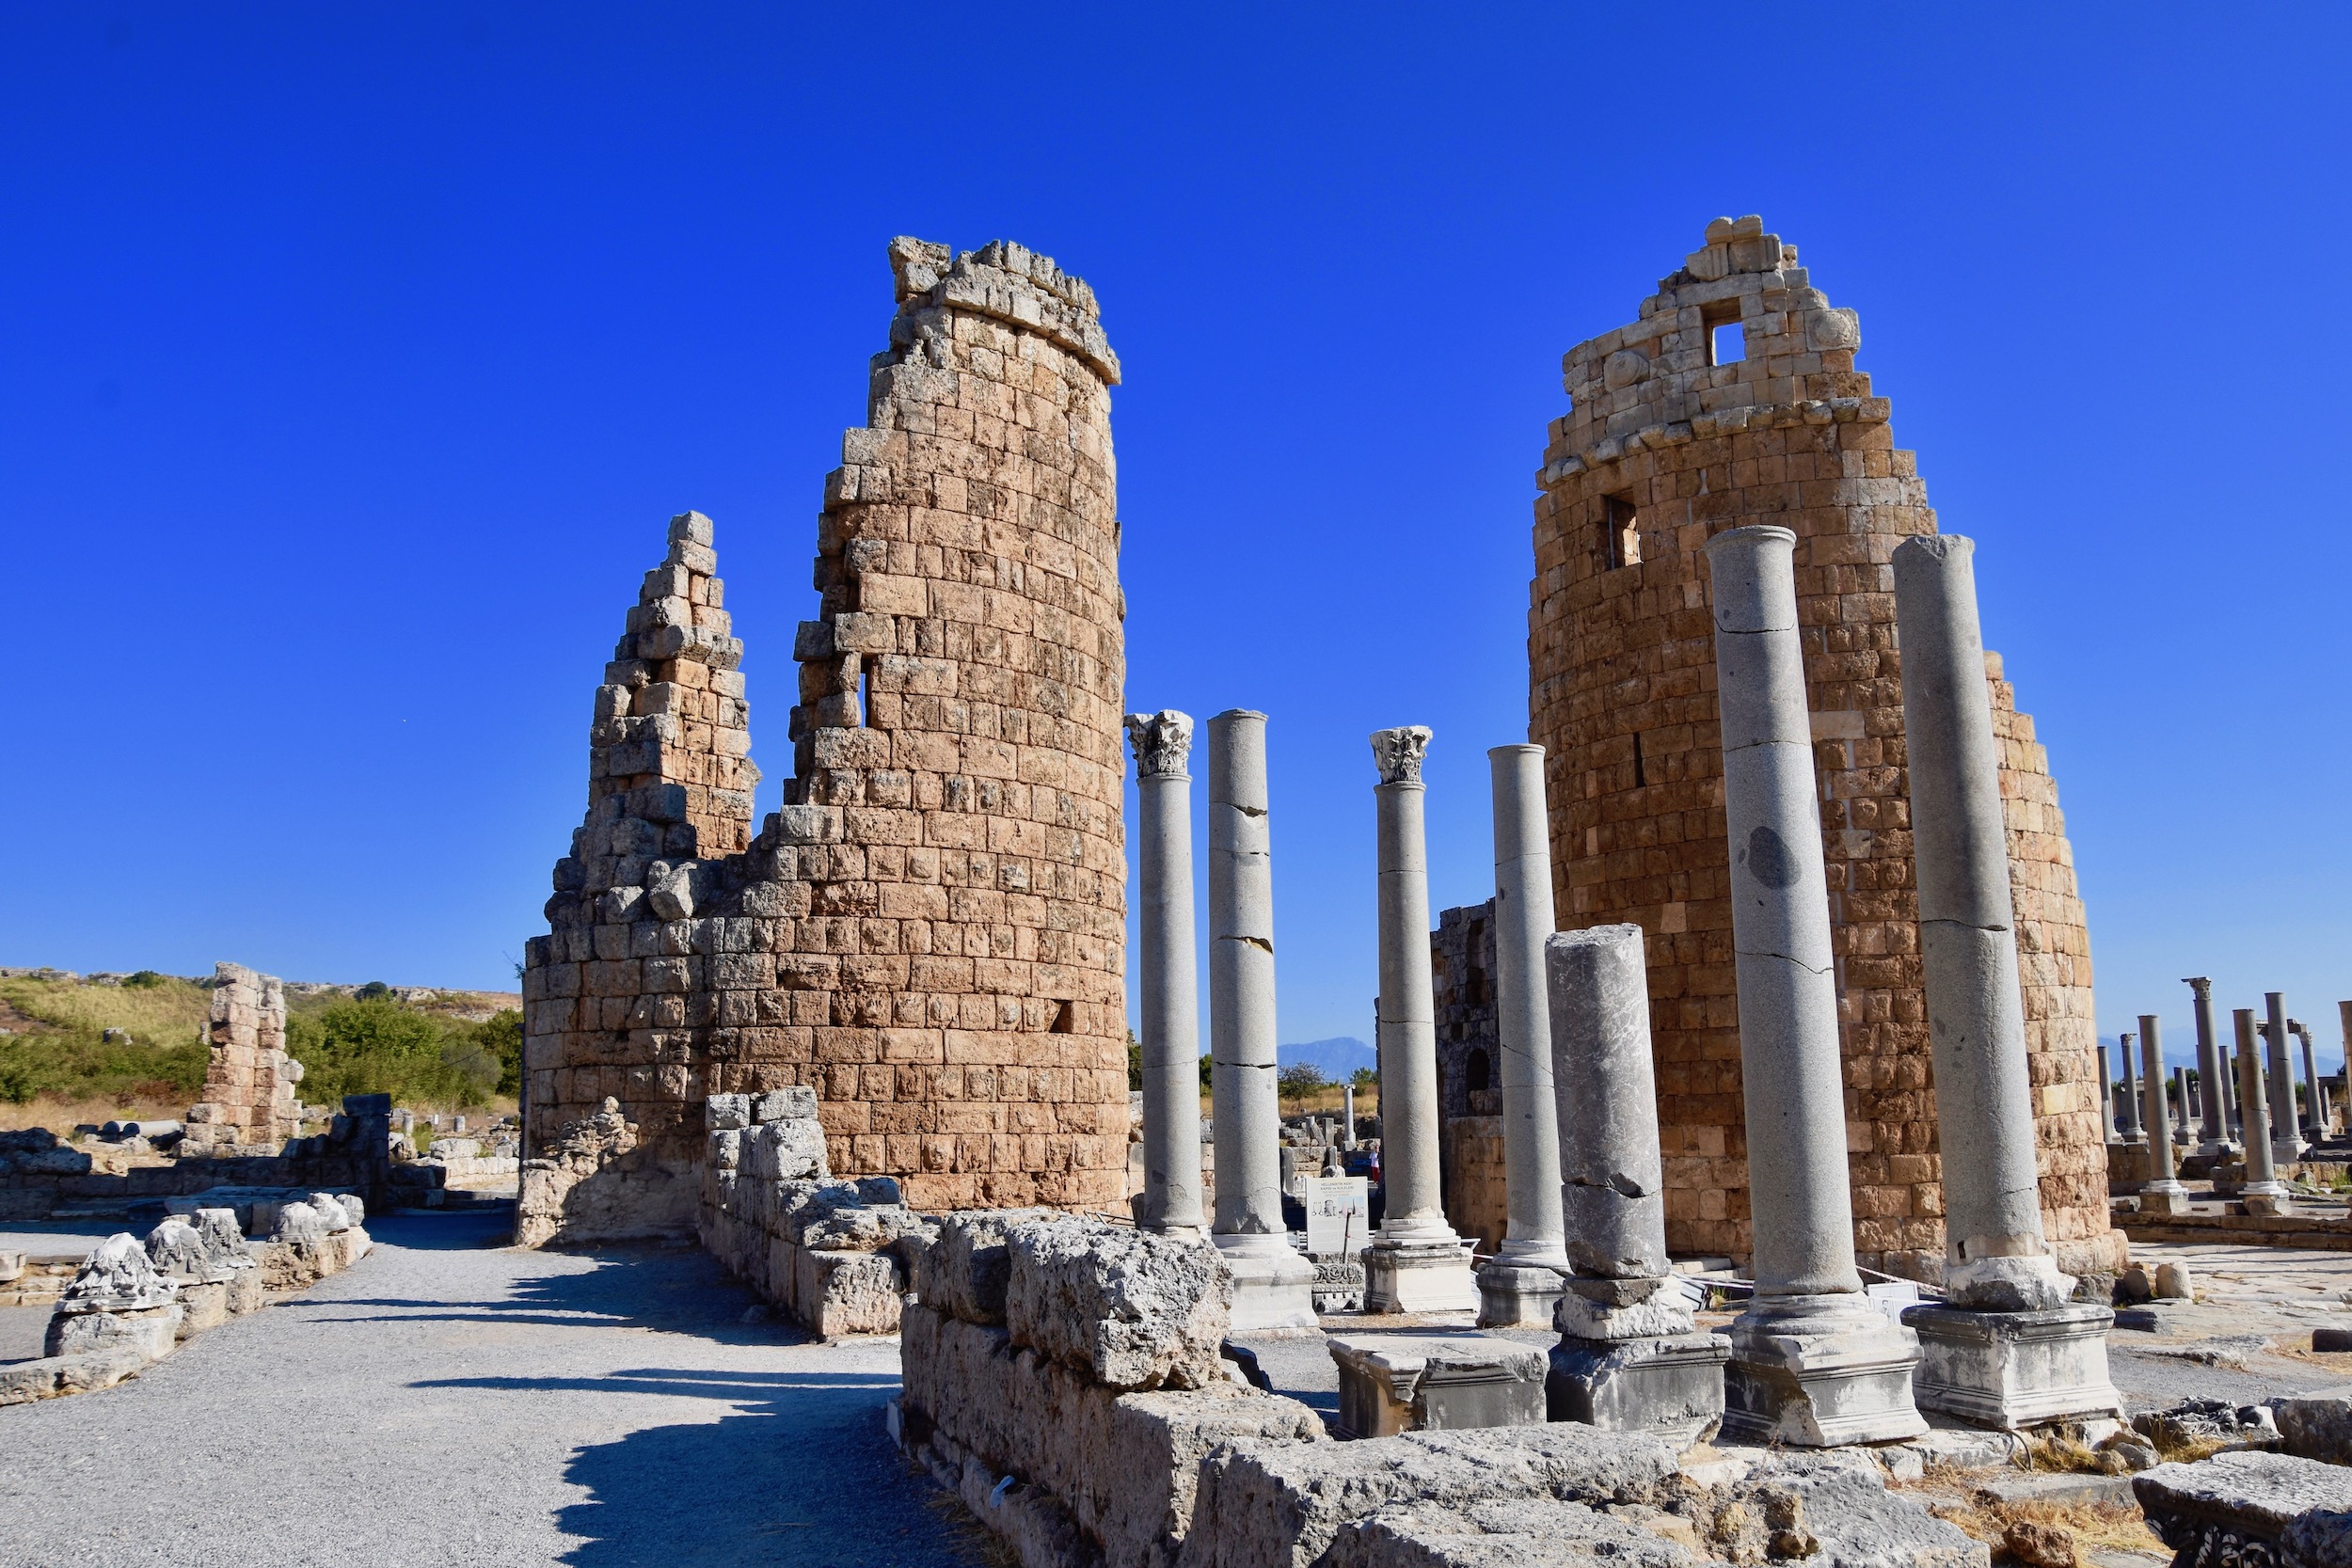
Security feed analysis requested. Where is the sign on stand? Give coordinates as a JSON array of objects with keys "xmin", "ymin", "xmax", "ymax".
[{"xmin": 1302, "ymin": 1175, "xmax": 1370, "ymax": 1257}]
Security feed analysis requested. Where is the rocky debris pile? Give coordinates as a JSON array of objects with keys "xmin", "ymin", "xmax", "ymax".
[
  {"xmin": 516, "ymin": 1097, "xmax": 643, "ymax": 1247},
  {"xmin": 896, "ymin": 1210, "xmax": 1324, "ymax": 1568},
  {"xmin": 2136, "ymin": 1450, "xmax": 2352, "ymax": 1568},
  {"xmin": 256, "ymin": 1191, "xmax": 372, "ymax": 1288},
  {"xmin": 2130, "ymin": 1396, "xmax": 2281, "ymax": 1454},
  {"xmin": 698, "ymin": 1089, "xmax": 931, "ymax": 1337},
  {"xmin": 0, "ymin": 1203, "xmax": 297, "ymax": 1406}
]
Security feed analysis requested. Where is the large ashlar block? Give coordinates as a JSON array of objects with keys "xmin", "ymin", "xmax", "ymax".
[
  {"xmin": 1326, "ymin": 1333, "xmax": 1548, "ymax": 1440},
  {"xmin": 1007, "ymin": 1216, "xmax": 1231, "ymax": 1391},
  {"xmin": 1902, "ymin": 1303, "xmax": 2124, "ymax": 1432},
  {"xmin": 2134, "ymin": 1451, "xmax": 2352, "ymax": 1568},
  {"xmin": 1362, "ymin": 1241, "xmax": 1478, "ymax": 1316},
  {"xmin": 1722, "ymin": 1299, "xmax": 1928, "ymax": 1448},
  {"xmin": 1547, "ymin": 1331, "xmax": 1730, "ymax": 1446}
]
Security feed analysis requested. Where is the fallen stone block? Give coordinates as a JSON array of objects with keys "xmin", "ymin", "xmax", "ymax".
[
  {"xmin": 45, "ymin": 1303, "xmax": 182, "ymax": 1362},
  {"xmin": 176, "ymin": 1280, "xmax": 229, "ymax": 1338},
  {"xmin": 2277, "ymin": 1386, "xmax": 2352, "ymax": 1466},
  {"xmin": 919, "ymin": 1209, "xmax": 1064, "ymax": 1326},
  {"xmin": 225, "ymin": 1270, "xmax": 264, "ymax": 1315},
  {"xmin": 51, "ymin": 1343, "xmax": 148, "ymax": 1395},
  {"xmin": 2136, "ymin": 1450, "xmax": 2352, "ymax": 1568},
  {"xmin": 1326, "ymin": 1334, "xmax": 1548, "ymax": 1439},
  {"xmin": 796, "ymin": 1248, "xmax": 905, "ymax": 1338},
  {"xmin": 1177, "ymin": 1424, "xmax": 1684, "ymax": 1568},
  {"xmin": 1005, "ymin": 1216, "xmax": 1229, "ymax": 1392}
]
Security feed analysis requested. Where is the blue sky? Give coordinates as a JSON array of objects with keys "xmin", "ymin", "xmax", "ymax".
[{"xmin": 4, "ymin": 5, "xmax": 2347, "ymax": 1070}]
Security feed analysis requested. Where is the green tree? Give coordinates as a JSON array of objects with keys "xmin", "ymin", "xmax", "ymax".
[
  {"xmin": 1126, "ymin": 1029, "xmax": 1141, "ymax": 1092},
  {"xmin": 1350, "ymin": 1066, "xmax": 1377, "ymax": 1089},
  {"xmin": 1278, "ymin": 1062, "xmax": 1325, "ymax": 1102}
]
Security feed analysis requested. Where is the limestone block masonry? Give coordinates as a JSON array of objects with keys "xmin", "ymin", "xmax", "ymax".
[
  {"xmin": 1527, "ymin": 215, "xmax": 2120, "ymax": 1282},
  {"xmin": 524, "ymin": 238, "xmax": 1129, "ymax": 1242}
]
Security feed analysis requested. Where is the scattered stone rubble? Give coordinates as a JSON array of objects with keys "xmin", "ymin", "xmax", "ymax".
[
  {"xmin": 1, "ymin": 1191, "xmax": 367, "ymax": 1406},
  {"xmin": 697, "ymin": 1089, "xmax": 931, "ymax": 1337}
]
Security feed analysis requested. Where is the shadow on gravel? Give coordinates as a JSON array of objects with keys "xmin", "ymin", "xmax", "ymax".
[{"xmin": 418, "ymin": 1368, "xmax": 968, "ymax": 1567}]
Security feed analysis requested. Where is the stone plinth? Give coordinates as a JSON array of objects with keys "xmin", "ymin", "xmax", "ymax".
[
  {"xmin": 1326, "ymin": 1333, "xmax": 1548, "ymax": 1440},
  {"xmin": 1902, "ymin": 1302, "xmax": 2124, "ymax": 1431},
  {"xmin": 1546, "ymin": 1331, "xmax": 1731, "ymax": 1447}
]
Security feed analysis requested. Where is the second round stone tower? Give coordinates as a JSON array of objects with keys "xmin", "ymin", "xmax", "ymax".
[{"xmin": 1526, "ymin": 217, "xmax": 2122, "ymax": 1283}]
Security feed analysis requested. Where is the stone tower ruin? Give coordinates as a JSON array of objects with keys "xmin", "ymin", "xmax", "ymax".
[
  {"xmin": 522, "ymin": 237, "xmax": 1130, "ymax": 1242},
  {"xmin": 1526, "ymin": 216, "xmax": 2122, "ymax": 1283}
]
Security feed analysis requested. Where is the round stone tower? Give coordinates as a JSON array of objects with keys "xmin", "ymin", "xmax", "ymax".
[{"xmin": 1526, "ymin": 216, "xmax": 2122, "ymax": 1283}]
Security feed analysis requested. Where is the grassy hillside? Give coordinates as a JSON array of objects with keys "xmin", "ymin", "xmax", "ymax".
[{"xmin": 0, "ymin": 969, "xmax": 522, "ymax": 1126}]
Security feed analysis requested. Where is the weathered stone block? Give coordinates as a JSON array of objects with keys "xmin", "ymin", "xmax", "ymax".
[
  {"xmin": 919, "ymin": 1208, "xmax": 1061, "ymax": 1325},
  {"xmin": 795, "ymin": 1248, "xmax": 905, "ymax": 1338},
  {"xmin": 1327, "ymin": 1334, "xmax": 1549, "ymax": 1440},
  {"xmin": 2136, "ymin": 1451, "xmax": 2352, "ymax": 1568},
  {"xmin": 46, "ymin": 1304, "xmax": 183, "ymax": 1362},
  {"xmin": 2277, "ymin": 1386, "xmax": 2352, "ymax": 1467},
  {"xmin": 1005, "ymin": 1216, "xmax": 1228, "ymax": 1391}
]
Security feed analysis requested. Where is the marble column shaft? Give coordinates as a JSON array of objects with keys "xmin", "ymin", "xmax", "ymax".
[
  {"xmin": 2295, "ymin": 1022, "xmax": 2322, "ymax": 1135},
  {"xmin": 2185, "ymin": 977, "xmax": 2229, "ymax": 1148},
  {"xmin": 1370, "ymin": 726, "xmax": 1454, "ymax": 1244},
  {"xmin": 1890, "ymin": 533, "xmax": 2066, "ymax": 1308},
  {"xmin": 1547, "ymin": 925, "xmax": 1673, "ymax": 1289},
  {"xmin": 1206, "ymin": 710, "xmax": 1284, "ymax": 1242},
  {"xmin": 1486, "ymin": 744, "xmax": 1567, "ymax": 1269},
  {"xmin": 2096, "ymin": 1043, "xmax": 2114, "ymax": 1143},
  {"xmin": 1127, "ymin": 710, "xmax": 1205, "ymax": 1234},
  {"xmin": 2118, "ymin": 1037, "xmax": 2141, "ymax": 1140},
  {"xmin": 2234, "ymin": 1007, "xmax": 2288, "ymax": 1210},
  {"xmin": 2138, "ymin": 1015, "xmax": 2186, "ymax": 1212}
]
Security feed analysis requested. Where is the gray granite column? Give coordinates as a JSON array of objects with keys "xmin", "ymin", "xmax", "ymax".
[
  {"xmin": 1704, "ymin": 524, "xmax": 1923, "ymax": 1445},
  {"xmin": 2172, "ymin": 1067, "xmax": 2191, "ymax": 1143},
  {"xmin": 2184, "ymin": 977, "xmax": 2230, "ymax": 1153},
  {"xmin": 1890, "ymin": 533, "xmax": 2072, "ymax": 1308},
  {"xmin": 1127, "ymin": 710, "xmax": 1206, "ymax": 1236},
  {"xmin": 2265, "ymin": 993, "xmax": 2301, "ymax": 1165},
  {"xmin": 2137, "ymin": 1016, "xmax": 2188, "ymax": 1215},
  {"xmin": 1205, "ymin": 709, "xmax": 1315, "ymax": 1329},
  {"xmin": 1476, "ymin": 744, "xmax": 1569, "ymax": 1327},
  {"xmin": 2096, "ymin": 1042, "xmax": 2115, "ymax": 1143},
  {"xmin": 1544, "ymin": 924, "xmax": 1728, "ymax": 1439},
  {"xmin": 2118, "ymin": 1036, "xmax": 2142, "ymax": 1142},
  {"xmin": 2294, "ymin": 1021, "xmax": 2323, "ymax": 1138},
  {"xmin": 2234, "ymin": 1007, "xmax": 2289, "ymax": 1215},
  {"xmin": 1363, "ymin": 725, "xmax": 1474, "ymax": 1314}
]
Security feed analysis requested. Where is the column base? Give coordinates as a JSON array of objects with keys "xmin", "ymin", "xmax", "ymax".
[
  {"xmin": 1474, "ymin": 1261, "xmax": 1565, "ymax": 1328},
  {"xmin": 1327, "ymin": 1332, "xmax": 1548, "ymax": 1439},
  {"xmin": 2137, "ymin": 1180, "xmax": 2191, "ymax": 1216},
  {"xmin": 1721, "ymin": 1294, "xmax": 1927, "ymax": 1448},
  {"xmin": 1548, "ymin": 1332, "xmax": 1728, "ymax": 1446},
  {"xmin": 1215, "ymin": 1235, "xmax": 1318, "ymax": 1333},
  {"xmin": 1362, "ymin": 1240, "xmax": 1477, "ymax": 1315},
  {"xmin": 1901, "ymin": 1303, "xmax": 2124, "ymax": 1431},
  {"xmin": 2271, "ymin": 1137, "xmax": 2307, "ymax": 1167},
  {"xmin": 2241, "ymin": 1180, "xmax": 2293, "ymax": 1218}
]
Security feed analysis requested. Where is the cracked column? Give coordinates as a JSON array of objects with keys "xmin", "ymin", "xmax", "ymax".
[
  {"xmin": 1204, "ymin": 709, "xmax": 1317, "ymax": 1330},
  {"xmin": 2264, "ymin": 993, "xmax": 2302, "ymax": 1165},
  {"xmin": 1128, "ymin": 710, "xmax": 1206, "ymax": 1237},
  {"xmin": 1476, "ymin": 744, "xmax": 1570, "ymax": 1327},
  {"xmin": 2117, "ymin": 1036, "xmax": 2142, "ymax": 1143},
  {"xmin": 1888, "ymin": 533, "xmax": 2121, "ymax": 1430},
  {"xmin": 2184, "ymin": 978, "xmax": 2233, "ymax": 1155},
  {"xmin": 1704, "ymin": 525, "xmax": 1924, "ymax": 1446},
  {"xmin": 2234, "ymin": 1007, "xmax": 2290, "ymax": 1215},
  {"xmin": 1543, "ymin": 924, "xmax": 1727, "ymax": 1441},
  {"xmin": 2293, "ymin": 1021, "xmax": 2325, "ymax": 1138},
  {"xmin": 1362, "ymin": 725, "xmax": 1475, "ymax": 1314},
  {"xmin": 2137, "ymin": 1015, "xmax": 2189, "ymax": 1216}
]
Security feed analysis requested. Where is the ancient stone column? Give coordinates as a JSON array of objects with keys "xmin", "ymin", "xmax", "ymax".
[
  {"xmin": 2234, "ymin": 1007, "xmax": 2289, "ymax": 1215},
  {"xmin": 1704, "ymin": 525, "xmax": 1923, "ymax": 1445},
  {"xmin": 1890, "ymin": 533, "xmax": 2074, "ymax": 1308},
  {"xmin": 2183, "ymin": 977, "xmax": 2232, "ymax": 1154},
  {"xmin": 1205, "ymin": 709, "xmax": 1316, "ymax": 1330},
  {"xmin": 2265, "ymin": 993, "xmax": 2301, "ymax": 1165},
  {"xmin": 1342, "ymin": 1084, "xmax": 1358, "ymax": 1149},
  {"xmin": 2095, "ymin": 1042, "xmax": 2115, "ymax": 1144},
  {"xmin": 2117, "ymin": 1036, "xmax": 2142, "ymax": 1142},
  {"xmin": 1888, "ymin": 533, "xmax": 2122, "ymax": 1431},
  {"xmin": 1543, "ymin": 924, "xmax": 1727, "ymax": 1440},
  {"xmin": 2171, "ymin": 1067, "xmax": 2191, "ymax": 1143},
  {"xmin": 1128, "ymin": 710, "xmax": 1206, "ymax": 1237},
  {"xmin": 1363, "ymin": 725, "xmax": 1475, "ymax": 1315},
  {"xmin": 2137, "ymin": 1016, "xmax": 2188, "ymax": 1215},
  {"xmin": 1476, "ymin": 744, "xmax": 1569, "ymax": 1327},
  {"xmin": 2293, "ymin": 1021, "xmax": 2324, "ymax": 1138}
]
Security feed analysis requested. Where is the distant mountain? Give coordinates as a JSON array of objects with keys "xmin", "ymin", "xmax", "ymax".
[{"xmin": 1277, "ymin": 1037, "xmax": 1376, "ymax": 1080}]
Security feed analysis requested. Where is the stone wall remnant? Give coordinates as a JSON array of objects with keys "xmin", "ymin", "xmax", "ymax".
[
  {"xmin": 1527, "ymin": 215, "xmax": 2116, "ymax": 1281},
  {"xmin": 183, "ymin": 962, "xmax": 300, "ymax": 1155},
  {"xmin": 524, "ymin": 237, "xmax": 1130, "ymax": 1243}
]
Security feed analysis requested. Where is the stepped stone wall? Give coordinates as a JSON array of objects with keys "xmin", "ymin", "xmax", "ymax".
[
  {"xmin": 1525, "ymin": 216, "xmax": 2122, "ymax": 1281},
  {"xmin": 522, "ymin": 237, "xmax": 1130, "ymax": 1241},
  {"xmin": 183, "ymin": 963, "xmax": 300, "ymax": 1155}
]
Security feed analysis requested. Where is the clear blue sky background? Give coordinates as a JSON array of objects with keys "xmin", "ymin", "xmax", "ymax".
[{"xmin": 5, "ymin": 5, "xmax": 2346, "ymax": 1072}]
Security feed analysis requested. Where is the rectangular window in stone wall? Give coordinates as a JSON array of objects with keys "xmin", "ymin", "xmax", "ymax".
[{"xmin": 1605, "ymin": 495, "xmax": 1640, "ymax": 569}]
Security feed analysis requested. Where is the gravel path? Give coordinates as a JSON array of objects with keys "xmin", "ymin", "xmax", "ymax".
[{"xmin": 0, "ymin": 1209, "xmax": 976, "ymax": 1568}]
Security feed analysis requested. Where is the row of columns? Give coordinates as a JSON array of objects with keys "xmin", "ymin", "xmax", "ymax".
[{"xmin": 1126, "ymin": 524, "xmax": 2120, "ymax": 1438}]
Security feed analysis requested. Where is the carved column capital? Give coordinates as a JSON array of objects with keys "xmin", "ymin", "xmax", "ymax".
[
  {"xmin": 1125, "ymin": 710, "xmax": 1194, "ymax": 778},
  {"xmin": 2181, "ymin": 975, "xmax": 2212, "ymax": 1000},
  {"xmin": 1370, "ymin": 726, "xmax": 1433, "ymax": 785}
]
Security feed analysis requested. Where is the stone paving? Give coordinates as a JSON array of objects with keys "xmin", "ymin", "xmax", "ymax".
[{"xmin": 0, "ymin": 1209, "xmax": 974, "ymax": 1568}]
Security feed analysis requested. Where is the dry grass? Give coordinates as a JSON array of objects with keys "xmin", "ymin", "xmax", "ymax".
[
  {"xmin": 1923, "ymin": 1495, "xmax": 2165, "ymax": 1560},
  {"xmin": 0, "ymin": 974, "xmax": 210, "ymax": 1046},
  {"xmin": 2263, "ymin": 1337, "xmax": 2352, "ymax": 1373},
  {"xmin": 0, "ymin": 1094, "xmax": 190, "ymax": 1132}
]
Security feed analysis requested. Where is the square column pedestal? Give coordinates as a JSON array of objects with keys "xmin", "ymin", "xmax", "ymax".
[
  {"xmin": 1901, "ymin": 1302, "xmax": 2124, "ymax": 1431},
  {"xmin": 1548, "ymin": 1334, "xmax": 1729, "ymax": 1446},
  {"xmin": 1327, "ymin": 1333, "xmax": 1547, "ymax": 1438},
  {"xmin": 1475, "ymin": 1260, "xmax": 1565, "ymax": 1329},
  {"xmin": 1363, "ymin": 1240, "xmax": 1477, "ymax": 1315},
  {"xmin": 1216, "ymin": 1237, "xmax": 1318, "ymax": 1333},
  {"xmin": 1721, "ymin": 1295, "xmax": 1928, "ymax": 1447}
]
